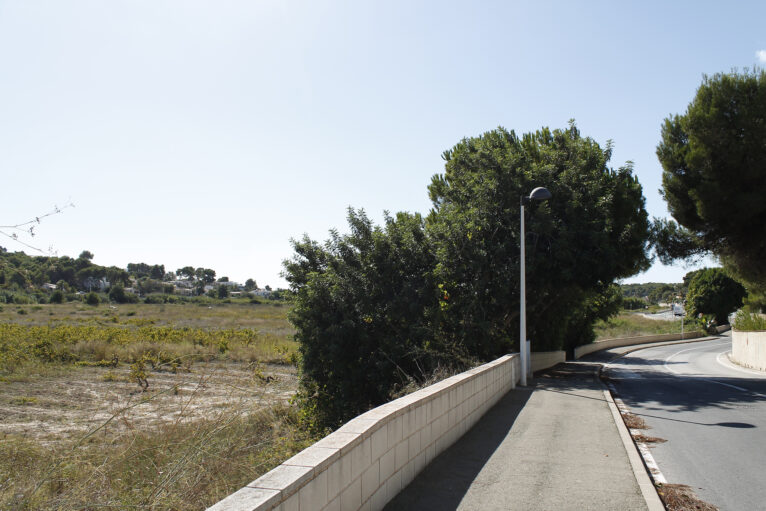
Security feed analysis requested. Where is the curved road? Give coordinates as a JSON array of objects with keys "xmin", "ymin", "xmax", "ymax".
[{"xmin": 604, "ymin": 335, "xmax": 766, "ymax": 511}]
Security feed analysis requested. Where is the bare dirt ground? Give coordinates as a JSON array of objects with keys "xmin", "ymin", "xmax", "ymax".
[{"xmin": 0, "ymin": 362, "xmax": 297, "ymax": 444}]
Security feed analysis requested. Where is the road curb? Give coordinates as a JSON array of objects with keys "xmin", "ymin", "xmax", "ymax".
[{"xmin": 602, "ymin": 386, "xmax": 665, "ymax": 511}]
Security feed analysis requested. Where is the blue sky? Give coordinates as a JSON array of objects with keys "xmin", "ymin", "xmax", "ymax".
[{"xmin": 1, "ymin": 1, "xmax": 764, "ymax": 287}]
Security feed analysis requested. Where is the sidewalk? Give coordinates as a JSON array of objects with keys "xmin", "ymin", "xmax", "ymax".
[{"xmin": 384, "ymin": 362, "xmax": 653, "ymax": 511}]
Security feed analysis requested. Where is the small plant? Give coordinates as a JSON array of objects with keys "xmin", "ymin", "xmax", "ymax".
[
  {"xmin": 102, "ymin": 371, "xmax": 118, "ymax": 382},
  {"xmin": 129, "ymin": 357, "xmax": 149, "ymax": 391},
  {"xmin": 17, "ymin": 308, "xmax": 27, "ymax": 315},
  {"xmin": 11, "ymin": 396, "xmax": 38, "ymax": 405}
]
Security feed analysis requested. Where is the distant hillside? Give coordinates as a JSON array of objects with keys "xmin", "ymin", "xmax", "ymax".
[{"xmin": 0, "ymin": 247, "xmax": 276, "ymax": 303}]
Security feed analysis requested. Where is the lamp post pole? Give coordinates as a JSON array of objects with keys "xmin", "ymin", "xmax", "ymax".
[
  {"xmin": 519, "ymin": 187, "xmax": 551, "ymax": 387},
  {"xmin": 520, "ymin": 200, "xmax": 528, "ymax": 386}
]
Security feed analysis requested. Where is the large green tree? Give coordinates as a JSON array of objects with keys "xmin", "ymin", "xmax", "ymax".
[
  {"xmin": 686, "ymin": 268, "xmax": 746, "ymax": 324},
  {"xmin": 284, "ymin": 124, "xmax": 652, "ymax": 428},
  {"xmin": 428, "ymin": 124, "xmax": 651, "ymax": 354},
  {"xmin": 655, "ymin": 70, "xmax": 766, "ymax": 301}
]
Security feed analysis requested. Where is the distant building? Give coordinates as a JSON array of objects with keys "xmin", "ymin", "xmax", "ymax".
[{"xmin": 174, "ymin": 286, "xmax": 194, "ymax": 296}]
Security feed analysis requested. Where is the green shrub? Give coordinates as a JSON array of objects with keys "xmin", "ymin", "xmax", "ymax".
[
  {"xmin": 733, "ymin": 310, "xmax": 766, "ymax": 331},
  {"xmin": 85, "ymin": 292, "xmax": 100, "ymax": 306},
  {"xmin": 50, "ymin": 290, "xmax": 64, "ymax": 304}
]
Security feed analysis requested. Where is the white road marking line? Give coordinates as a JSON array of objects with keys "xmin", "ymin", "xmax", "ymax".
[
  {"xmin": 717, "ymin": 351, "xmax": 766, "ymax": 377},
  {"xmin": 635, "ymin": 440, "xmax": 667, "ymax": 485},
  {"xmin": 608, "ymin": 387, "xmax": 669, "ymax": 486},
  {"xmin": 663, "ymin": 343, "xmax": 725, "ymax": 374},
  {"xmin": 661, "ymin": 342, "xmax": 764, "ymax": 393},
  {"xmin": 699, "ymin": 378, "xmax": 748, "ymax": 392}
]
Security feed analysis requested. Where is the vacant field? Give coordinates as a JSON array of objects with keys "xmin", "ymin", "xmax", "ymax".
[
  {"xmin": 0, "ymin": 302, "xmax": 313, "ymax": 510},
  {"xmin": 0, "ymin": 302, "xmax": 298, "ymax": 377},
  {"xmin": 594, "ymin": 312, "xmax": 689, "ymax": 340}
]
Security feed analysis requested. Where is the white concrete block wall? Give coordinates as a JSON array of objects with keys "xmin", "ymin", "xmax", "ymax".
[
  {"xmin": 573, "ymin": 331, "xmax": 707, "ymax": 359},
  {"xmin": 732, "ymin": 329, "xmax": 766, "ymax": 371},
  {"xmin": 207, "ymin": 354, "xmax": 520, "ymax": 511}
]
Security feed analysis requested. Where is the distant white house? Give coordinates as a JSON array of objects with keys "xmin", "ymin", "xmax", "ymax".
[
  {"xmin": 83, "ymin": 277, "xmax": 110, "ymax": 292},
  {"xmin": 174, "ymin": 286, "xmax": 194, "ymax": 296},
  {"xmin": 42, "ymin": 283, "xmax": 57, "ymax": 291}
]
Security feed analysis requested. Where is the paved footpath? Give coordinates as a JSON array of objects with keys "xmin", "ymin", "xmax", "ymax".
[{"xmin": 385, "ymin": 362, "xmax": 655, "ymax": 511}]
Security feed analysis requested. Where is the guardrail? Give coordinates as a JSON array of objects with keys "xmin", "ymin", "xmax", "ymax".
[{"xmin": 209, "ymin": 354, "xmax": 521, "ymax": 511}]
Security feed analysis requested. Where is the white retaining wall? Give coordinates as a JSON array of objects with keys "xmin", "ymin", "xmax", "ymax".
[
  {"xmin": 731, "ymin": 329, "xmax": 766, "ymax": 371},
  {"xmin": 573, "ymin": 330, "xmax": 707, "ymax": 359},
  {"xmin": 209, "ymin": 354, "xmax": 520, "ymax": 511},
  {"xmin": 531, "ymin": 350, "xmax": 566, "ymax": 372}
]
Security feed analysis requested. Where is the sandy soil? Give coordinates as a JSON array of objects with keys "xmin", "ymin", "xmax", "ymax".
[{"xmin": 0, "ymin": 362, "xmax": 297, "ymax": 444}]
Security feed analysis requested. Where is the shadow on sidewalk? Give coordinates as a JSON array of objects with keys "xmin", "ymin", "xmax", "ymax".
[{"xmin": 384, "ymin": 385, "xmax": 533, "ymax": 510}]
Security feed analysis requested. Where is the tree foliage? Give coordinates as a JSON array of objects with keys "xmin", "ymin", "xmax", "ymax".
[
  {"xmin": 655, "ymin": 70, "xmax": 766, "ymax": 298},
  {"xmin": 428, "ymin": 125, "xmax": 650, "ymax": 354},
  {"xmin": 284, "ymin": 123, "xmax": 652, "ymax": 427},
  {"xmin": 685, "ymin": 268, "xmax": 746, "ymax": 324},
  {"xmin": 284, "ymin": 210, "xmax": 442, "ymax": 428}
]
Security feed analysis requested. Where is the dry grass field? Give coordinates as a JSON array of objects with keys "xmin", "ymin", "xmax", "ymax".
[
  {"xmin": 0, "ymin": 301, "xmax": 316, "ymax": 510},
  {"xmin": 594, "ymin": 312, "xmax": 687, "ymax": 340}
]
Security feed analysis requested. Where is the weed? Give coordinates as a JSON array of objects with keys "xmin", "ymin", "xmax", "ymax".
[
  {"xmin": 130, "ymin": 357, "xmax": 149, "ymax": 391},
  {"xmin": 633, "ymin": 434, "xmax": 666, "ymax": 444},
  {"xmin": 1, "ymin": 384, "xmax": 312, "ymax": 510},
  {"xmin": 10, "ymin": 396, "xmax": 38, "ymax": 405},
  {"xmin": 622, "ymin": 412, "xmax": 648, "ymax": 430},
  {"xmin": 656, "ymin": 483, "xmax": 718, "ymax": 511}
]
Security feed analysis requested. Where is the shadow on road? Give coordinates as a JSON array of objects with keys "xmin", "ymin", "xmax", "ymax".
[{"xmin": 594, "ymin": 337, "xmax": 766, "ymax": 414}]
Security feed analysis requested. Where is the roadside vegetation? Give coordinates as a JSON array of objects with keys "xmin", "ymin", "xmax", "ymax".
[
  {"xmin": 594, "ymin": 313, "xmax": 698, "ymax": 340},
  {"xmin": 732, "ymin": 310, "xmax": 766, "ymax": 331}
]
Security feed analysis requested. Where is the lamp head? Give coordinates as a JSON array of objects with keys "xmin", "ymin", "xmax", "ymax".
[{"xmin": 522, "ymin": 187, "xmax": 552, "ymax": 205}]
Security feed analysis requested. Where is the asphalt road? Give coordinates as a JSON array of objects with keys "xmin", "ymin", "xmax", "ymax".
[{"xmin": 604, "ymin": 335, "xmax": 766, "ymax": 511}]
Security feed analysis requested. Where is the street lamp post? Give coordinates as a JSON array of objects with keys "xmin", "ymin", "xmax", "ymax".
[{"xmin": 520, "ymin": 186, "xmax": 552, "ymax": 386}]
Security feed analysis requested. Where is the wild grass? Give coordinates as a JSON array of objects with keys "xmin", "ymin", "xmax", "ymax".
[
  {"xmin": 1, "ymin": 400, "xmax": 317, "ymax": 510},
  {"xmin": 0, "ymin": 303, "xmax": 297, "ymax": 378},
  {"xmin": 594, "ymin": 313, "xmax": 692, "ymax": 340},
  {"xmin": 1, "ymin": 302, "xmax": 306, "ymax": 509}
]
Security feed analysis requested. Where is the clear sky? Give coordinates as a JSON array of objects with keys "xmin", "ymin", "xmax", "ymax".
[{"xmin": 1, "ymin": 1, "xmax": 764, "ymax": 288}]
